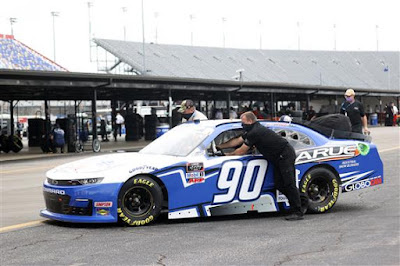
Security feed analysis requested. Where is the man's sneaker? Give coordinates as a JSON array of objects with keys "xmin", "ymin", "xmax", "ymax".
[{"xmin": 285, "ymin": 213, "xmax": 304, "ymax": 221}]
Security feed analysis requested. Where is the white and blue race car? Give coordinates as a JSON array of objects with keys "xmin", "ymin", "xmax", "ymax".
[{"xmin": 40, "ymin": 120, "xmax": 383, "ymax": 226}]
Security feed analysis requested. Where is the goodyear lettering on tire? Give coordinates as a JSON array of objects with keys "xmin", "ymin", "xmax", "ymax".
[
  {"xmin": 317, "ymin": 178, "xmax": 339, "ymax": 213},
  {"xmin": 117, "ymin": 208, "xmax": 154, "ymax": 226},
  {"xmin": 133, "ymin": 178, "xmax": 154, "ymax": 187}
]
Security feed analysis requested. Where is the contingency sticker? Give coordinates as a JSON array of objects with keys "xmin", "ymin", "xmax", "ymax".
[
  {"xmin": 186, "ymin": 162, "xmax": 205, "ymax": 183},
  {"xmin": 357, "ymin": 143, "xmax": 370, "ymax": 156}
]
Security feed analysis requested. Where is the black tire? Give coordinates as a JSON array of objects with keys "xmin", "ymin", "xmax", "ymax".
[
  {"xmin": 117, "ymin": 176, "xmax": 163, "ymax": 226},
  {"xmin": 9, "ymin": 135, "xmax": 23, "ymax": 153},
  {"xmin": 300, "ymin": 168, "xmax": 340, "ymax": 213},
  {"xmin": 74, "ymin": 141, "xmax": 83, "ymax": 153},
  {"xmin": 0, "ymin": 134, "xmax": 10, "ymax": 153}
]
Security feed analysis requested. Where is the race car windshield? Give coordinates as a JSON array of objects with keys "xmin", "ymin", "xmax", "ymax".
[{"xmin": 139, "ymin": 124, "xmax": 213, "ymax": 156}]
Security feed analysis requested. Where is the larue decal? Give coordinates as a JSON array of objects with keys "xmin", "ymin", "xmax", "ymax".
[{"xmin": 296, "ymin": 145, "xmax": 359, "ymax": 164}]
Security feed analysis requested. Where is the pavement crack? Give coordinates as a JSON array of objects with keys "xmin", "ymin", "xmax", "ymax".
[
  {"xmin": 274, "ymin": 231, "xmax": 345, "ymax": 265},
  {"xmin": 156, "ymin": 254, "xmax": 167, "ymax": 266},
  {"xmin": 8, "ymin": 239, "xmax": 51, "ymax": 251},
  {"xmin": 72, "ymin": 234, "xmax": 84, "ymax": 241}
]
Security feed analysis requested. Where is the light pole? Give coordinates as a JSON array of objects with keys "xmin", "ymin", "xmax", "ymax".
[
  {"xmin": 9, "ymin": 18, "xmax": 17, "ymax": 36},
  {"xmin": 375, "ymin": 25, "xmax": 379, "ymax": 51},
  {"xmin": 51, "ymin": 11, "xmax": 59, "ymax": 62},
  {"xmin": 154, "ymin": 12, "xmax": 159, "ymax": 44},
  {"xmin": 259, "ymin": 19, "xmax": 262, "ymax": 50},
  {"xmin": 222, "ymin": 17, "xmax": 226, "ymax": 48},
  {"xmin": 141, "ymin": 0, "xmax": 146, "ymax": 74},
  {"xmin": 122, "ymin": 7, "xmax": 127, "ymax": 41},
  {"xmin": 87, "ymin": 2, "xmax": 93, "ymax": 61},
  {"xmin": 297, "ymin": 21, "xmax": 301, "ymax": 50},
  {"xmin": 333, "ymin": 24, "xmax": 337, "ymax": 51},
  {"xmin": 189, "ymin": 14, "xmax": 195, "ymax": 46}
]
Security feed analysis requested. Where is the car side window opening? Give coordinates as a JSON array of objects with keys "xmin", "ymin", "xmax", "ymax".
[
  {"xmin": 271, "ymin": 128, "xmax": 315, "ymax": 150},
  {"xmin": 207, "ymin": 129, "xmax": 248, "ymax": 156},
  {"xmin": 207, "ymin": 126, "xmax": 315, "ymax": 156}
]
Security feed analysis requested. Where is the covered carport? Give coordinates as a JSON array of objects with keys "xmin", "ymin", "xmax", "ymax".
[{"xmin": 0, "ymin": 69, "xmax": 399, "ymax": 151}]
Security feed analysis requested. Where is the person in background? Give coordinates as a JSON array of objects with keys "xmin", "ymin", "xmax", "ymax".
[
  {"xmin": 51, "ymin": 124, "xmax": 65, "ymax": 153},
  {"xmin": 301, "ymin": 107, "xmax": 308, "ymax": 121},
  {"xmin": 384, "ymin": 103, "xmax": 393, "ymax": 126},
  {"xmin": 307, "ymin": 106, "xmax": 316, "ymax": 121},
  {"xmin": 340, "ymin": 89, "xmax": 369, "ymax": 134},
  {"xmin": 215, "ymin": 109, "xmax": 223, "ymax": 119},
  {"xmin": 100, "ymin": 117, "xmax": 109, "ymax": 142},
  {"xmin": 114, "ymin": 112, "xmax": 125, "ymax": 141},
  {"xmin": 391, "ymin": 102, "xmax": 398, "ymax": 126},
  {"xmin": 229, "ymin": 107, "xmax": 238, "ymax": 119},
  {"xmin": 178, "ymin": 99, "xmax": 208, "ymax": 122}
]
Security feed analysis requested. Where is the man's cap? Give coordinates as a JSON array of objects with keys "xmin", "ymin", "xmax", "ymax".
[
  {"xmin": 345, "ymin": 89, "xmax": 355, "ymax": 96},
  {"xmin": 178, "ymin": 99, "xmax": 194, "ymax": 113}
]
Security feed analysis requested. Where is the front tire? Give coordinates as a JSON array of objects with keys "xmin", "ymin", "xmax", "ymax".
[
  {"xmin": 117, "ymin": 176, "xmax": 163, "ymax": 226},
  {"xmin": 300, "ymin": 168, "xmax": 340, "ymax": 213}
]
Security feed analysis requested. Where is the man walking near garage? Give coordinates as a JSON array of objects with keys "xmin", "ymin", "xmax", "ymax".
[
  {"xmin": 178, "ymin": 99, "xmax": 208, "ymax": 122},
  {"xmin": 340, "ymin": 89, "xmax": 370, "ymax": 134},
  {"xmin": 217, "ymin": 111, "xmax": 303, "ymax": 220}
]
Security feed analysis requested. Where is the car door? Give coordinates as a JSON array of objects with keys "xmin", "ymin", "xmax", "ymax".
[{"xmin": 201, "ymin": 126, "xmax": 277, "ymax": 216}]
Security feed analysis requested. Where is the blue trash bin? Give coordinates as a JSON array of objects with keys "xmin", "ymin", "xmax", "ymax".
[
  {"xmin": 370, "ymin": 113, "xmax": 378, "ymax": 125},
  {"xmin": 156, "ymin": 124, "xmax": 170, "ymax": 138}
]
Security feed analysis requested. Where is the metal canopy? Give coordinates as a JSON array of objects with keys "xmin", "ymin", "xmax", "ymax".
[{"xmin": 0, "ymin": 69, "xmax": 398, "ymax": 101}]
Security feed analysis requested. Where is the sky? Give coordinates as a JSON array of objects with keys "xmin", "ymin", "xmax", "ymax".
[{"xmin": 0, "ymin": 0, "xmax": 399, "ymax": 72}]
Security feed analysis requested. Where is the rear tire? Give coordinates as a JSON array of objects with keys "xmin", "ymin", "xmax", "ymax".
[
  {"xmin": 300, "ymin": 168, "xmax": 340, "ymax": 213},
  {"xmin": 117, "ymin": 176, "xmax": 163, "ymax": 226}
]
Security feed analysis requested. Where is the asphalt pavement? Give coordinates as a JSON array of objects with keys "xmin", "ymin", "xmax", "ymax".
[{"xmin": 0, "ymin": 127, "xmax": 399, "ymax": 265}]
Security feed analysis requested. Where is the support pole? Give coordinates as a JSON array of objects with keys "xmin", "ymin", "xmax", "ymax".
[
  {"xmin": 227, "ymin": 92, "xmax": 231, "ymax": 118},
  {"xmin": 168, "ymin": 89, "xmax": 172, "ymax": 127},
  {"xmin": 92, "ymin": 89, "xmax": 97, "ymax": 139},
  {"xmin": 44, "ymin": 99, "xmax": 50, "ymax": 135},
  {"xmin": 271, "ymin": 93, "xmax": 276, "ymax": 120},
  {"xmin": 111, "ymin": 99, "xmax": 117, "ymax": 139},
  {"xmin": 334, "ymin": 95, "xmax": 338, "ymax": 113},
  {"xmin": 10, "ymin": 100, "xmax": 14, "ymax": 135}
]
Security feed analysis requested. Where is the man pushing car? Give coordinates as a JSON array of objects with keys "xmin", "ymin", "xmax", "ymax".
[{"xmin": 217, "ymin": 111, "xmax": 304, "ymax": 221}]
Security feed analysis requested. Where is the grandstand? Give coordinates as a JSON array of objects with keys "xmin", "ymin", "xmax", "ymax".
[
  {"xmin": 94, "ymin": 39, "xmax": 399, "ymax": 93},
  {"xmin": 0, "ymin": 34, "xmax": 66, "ymax": 71}
]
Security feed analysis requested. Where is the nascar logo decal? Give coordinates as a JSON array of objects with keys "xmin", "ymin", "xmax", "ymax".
[{"xmin": 296, "ymin": 145, "xmax": 359, "ymax": 165}]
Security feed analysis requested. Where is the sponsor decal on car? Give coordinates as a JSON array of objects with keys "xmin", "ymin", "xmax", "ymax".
[
  {"xmin": 43, "ymin": 187, "xmax": 65, "ymax": 195},
  {"xmin": 186, "ymin": 162, "xmax": 205, "ymax": 183},
  {"xmin": 296, "ymin": 145, "xmax": 359, "ymax": 164},
  {"xmin": 96, "ymin": 208, "xmax": 110, "ymax": 216},
  {"xmin": 357, "ymin": 143, "xmax": 370, "ymax": 156},
  {"xmin": 94, "ymin": 201, "xmax": 113, "ymax": 207},
  {"xmin": 343, "ymin": 176, "xmax": 382, "ymax": 192},
  {"xmin": 339, "ymin": 159, "xmax": 359, "ymax": 169},
  {"xmin": 129, "ymin": 165, "xmax": 158, "ymax": 174}
]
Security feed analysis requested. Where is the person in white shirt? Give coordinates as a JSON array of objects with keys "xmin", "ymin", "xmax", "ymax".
[
  {"xmin": 215, "ymin": 109, "xmax": 223, "ymax": 119},
  {"xmin": 229, "ymin": 107, "xmax": 238, "ymax": 119},
  {"xmin": 114, "ymin": 112, "xmax": 125, "ymax": 141},
  {"xmin": 391, "ymin": 102, "xmax": 398, "ymax": 126},
  {"xmin": 178, "ymin": 99, "xmax": 208, "ymax": 122}
]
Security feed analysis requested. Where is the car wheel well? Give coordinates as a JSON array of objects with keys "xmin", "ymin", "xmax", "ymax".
[
  {"xmin": 125, "ymin": 174, "xmax": 168, "ymax": 207},
  {"xmin": 301, "ymin": 164, "xmax": 341, "ymax": 185}
]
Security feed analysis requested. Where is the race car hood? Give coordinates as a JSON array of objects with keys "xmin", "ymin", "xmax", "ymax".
[{"xmin": 46, "ymin": 152, "xmax": 181, "ymax": 181}]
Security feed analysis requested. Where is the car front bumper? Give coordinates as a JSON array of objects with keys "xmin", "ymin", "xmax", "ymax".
[{"xmin": 40, "ymin": 181, "xmax": 122, "ymax": 223}]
